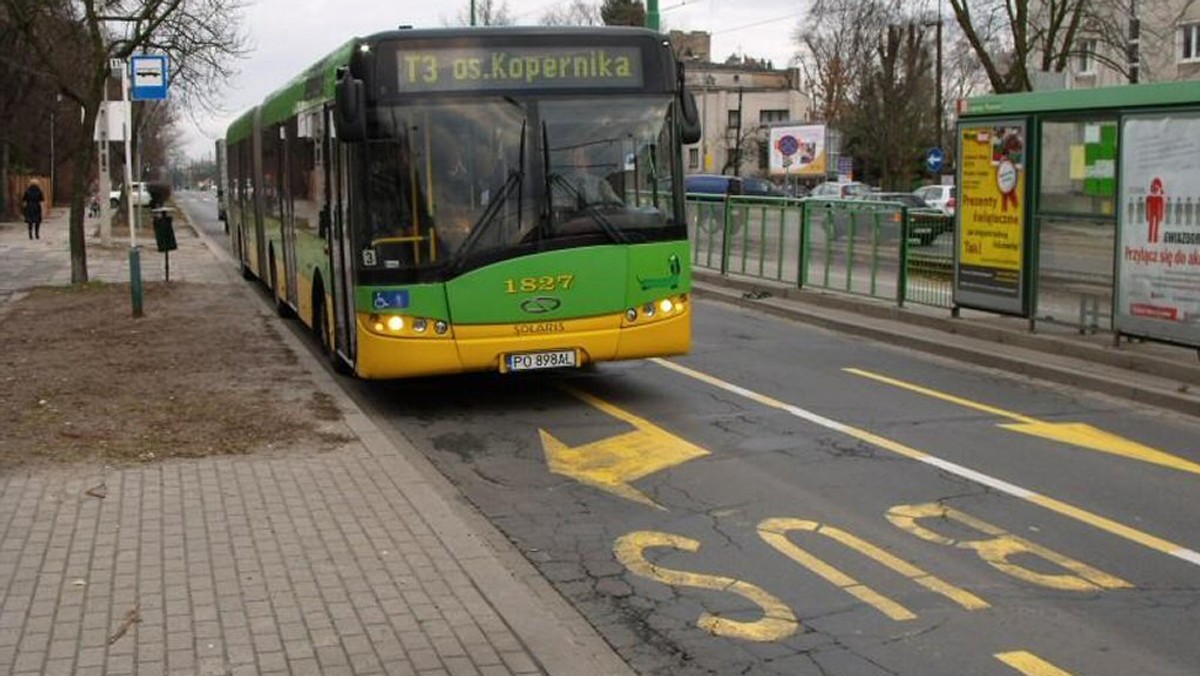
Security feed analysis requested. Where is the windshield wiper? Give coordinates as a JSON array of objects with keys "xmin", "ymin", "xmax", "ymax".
[
  {"xmin": 452, "ymin": 118, "xmax": 527, "ymax": 270},
  {"xmin": 547, "ymin": 172, "xmax": 629, "ymax": 244}
]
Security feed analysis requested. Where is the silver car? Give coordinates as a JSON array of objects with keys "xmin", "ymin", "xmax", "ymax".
[{"xmin": 914, "ymin": 184, "xmax": 957, "ymax": 216}]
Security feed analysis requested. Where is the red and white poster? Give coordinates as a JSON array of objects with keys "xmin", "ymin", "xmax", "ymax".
[{"xmin": 1117, "ymin": 114, "xmax": 1200, "ymax": 346}]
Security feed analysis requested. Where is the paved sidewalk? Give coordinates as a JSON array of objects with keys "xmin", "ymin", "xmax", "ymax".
[{"xmin": 0, "ymin": 210, "xmax": 634, "ymax": 676}]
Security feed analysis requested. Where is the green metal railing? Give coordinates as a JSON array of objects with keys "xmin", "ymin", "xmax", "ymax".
[{"xmin": 688, "ymin": 195, "xmax": 955, "ymax": 309}]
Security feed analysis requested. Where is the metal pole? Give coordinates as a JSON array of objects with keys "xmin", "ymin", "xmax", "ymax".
[
  {"xmin": 733, "ymin": 86, "xmax": 744, "ymax": 175},
  {"xmin": 935, "ymin": 15, "xmax": 944, "ymax": 153},
  {"xmin": 646, "ymin": 0, "xmax": 660, "ymax": 31},
  {"xmin": 49, "ymin": 106, "xmax": 55, "ymax": 205},
  {"xmin": 1128, "ymin": 0, "xmax": 1140, "ymax": 84},
  {"xmin": 470, "ymin": 0, "xmax": 476, "ymax": 26},
  {"xmin": 120, "ymin": 59, "xmax": 143, "ymax": 318},
  {"xmin": 701, "ymin": 76, "xmax": 709, "ymax": 171}
]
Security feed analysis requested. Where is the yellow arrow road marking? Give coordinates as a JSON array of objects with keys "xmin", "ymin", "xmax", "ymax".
[
  {"xmin": 844, "ymin": 368, "xmax": 1200, "ymax": 477},
  {"xmin": 539, "ymin": 385, "xmax": 709, "ymax": 509},
  {"xmin": 995, "ymin": 650, "xmax": 1072, "ymax": 675},
  {"xmin": 651, "ymin": 358, "xmax": 1200, "ymax": 568}
]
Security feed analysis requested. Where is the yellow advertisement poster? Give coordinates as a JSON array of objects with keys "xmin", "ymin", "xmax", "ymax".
[{"xmin": 958, "ymin": 125, "xmax": 1026, "ymax": 299}]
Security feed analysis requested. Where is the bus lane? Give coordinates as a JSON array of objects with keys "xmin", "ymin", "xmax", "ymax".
[
  {"xmin": 188, "ymin": 182, "xmax": 1200, "ymax": 675},
  {"xmin": 351, "ymin": 335, "xmax": 1199, "ymax": 676}
]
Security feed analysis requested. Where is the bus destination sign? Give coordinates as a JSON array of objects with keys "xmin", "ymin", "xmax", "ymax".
[{"xmin": 395, "ymin": 46, "xmax": 643, "ymax": 92}]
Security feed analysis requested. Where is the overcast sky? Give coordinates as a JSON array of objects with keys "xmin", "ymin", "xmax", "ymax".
[{"xmin": 182, "ymin": 0, "xmax": 806, "ymax": 160}]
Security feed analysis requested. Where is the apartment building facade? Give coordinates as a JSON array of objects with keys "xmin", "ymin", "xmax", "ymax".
[
  {"xmin": 669, "ymin": 31, "xmax": 810, "ymax": 177},
  {"xmin": 1071, "ymin": 2, "xmax": 1200, "ymax": 88}
]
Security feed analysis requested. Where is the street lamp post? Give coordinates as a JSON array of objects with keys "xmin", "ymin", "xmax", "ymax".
[
  {"xmin": 922, "ymin": 8, "xmax": 945, "ymax": 156},
  {"xmin": 1128, "ymin": 0, "xmax": 1140, "ymax": 84},
  {"xmin": 701, "ymin": 74, "xmax": 714, "ymax": 171}
]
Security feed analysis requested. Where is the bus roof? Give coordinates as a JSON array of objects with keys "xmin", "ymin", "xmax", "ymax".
[
  {"xmin": 959, "ymin": 79, "xmax": 1200, "ymax": 118},
  {"xmin": 232, "ymin": 26, "xmax": 673, "ymax": 140}
]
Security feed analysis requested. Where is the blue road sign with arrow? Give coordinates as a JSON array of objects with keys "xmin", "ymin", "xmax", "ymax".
[{"xmin": 926, "ymin": 147, "xmax": 944, "ymax": 174}]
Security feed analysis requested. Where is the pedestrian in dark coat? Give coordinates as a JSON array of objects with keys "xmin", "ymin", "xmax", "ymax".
[{"xmin": 22, "ymin": 180, "xmax": 44, "ymax": 240}]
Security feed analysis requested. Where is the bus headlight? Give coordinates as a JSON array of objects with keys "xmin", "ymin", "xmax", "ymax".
[
  {"xmin": 642, "ymin": 302, "xmax": 656, "ymax": 318},
  {"xmin": 412, "ymin": 318, "xmax": 427, "ymax": 333},
  {"xmin": 659, "ymin": 298, "xmax": 674, "ymax": 314},
  {"xmin": 625, "ymin": 308, "xmax": 638, "ymax": 322},
  {"xmin": 387, "ymin": 316, "xmax": 404, "ymax": 332},
  {"xmin": 434, "ymin": 320, "xmax": 449, "ymax": 335}
]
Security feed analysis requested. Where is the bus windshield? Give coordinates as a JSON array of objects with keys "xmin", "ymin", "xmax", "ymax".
[{"xmin": 354, "ymin": 95, "xmax": 680, "ymax": 277}]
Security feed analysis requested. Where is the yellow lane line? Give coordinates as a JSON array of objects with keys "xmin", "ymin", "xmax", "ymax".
[
  {"xmin": 844, "ymin": 368, "xmax": 1200, "ymax": 477},
  {"xmin": 995, "ymin": 650, "xmax": 1072, "ymax": 675},
  {"xmin": 651, "ymin": 358, "xmax": 1200, "ymax": 568}
]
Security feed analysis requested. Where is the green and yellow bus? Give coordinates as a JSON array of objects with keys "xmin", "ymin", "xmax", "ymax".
[{"xmin": 224, "ymin": 26, "xmax": 701, "ymax": 379}]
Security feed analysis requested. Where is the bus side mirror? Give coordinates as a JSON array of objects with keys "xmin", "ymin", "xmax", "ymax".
[
  {"xmin": 334, "ymin": 69, "xmax": 366, "ymax": 141},
  {"xmin": 679, "ymin": 91, "xmax": 702, "ymax": 145}
]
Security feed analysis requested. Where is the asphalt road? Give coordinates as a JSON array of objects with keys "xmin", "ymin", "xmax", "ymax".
[{"xmin": 177, "ymin": 191, "xmax": 1200, "ymax": 676}]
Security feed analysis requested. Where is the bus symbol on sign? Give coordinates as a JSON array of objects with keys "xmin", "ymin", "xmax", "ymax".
[{"xmin": 131, "ymin": 55, "xmax": 169, "ymax": 100}]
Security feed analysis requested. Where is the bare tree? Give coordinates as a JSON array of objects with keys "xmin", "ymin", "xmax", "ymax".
[
  {"xmin": 454, "ymin": 0, "xmax": 514, "ymax": 26},
  {"xmin": 1, "ymin": 0, "xmax": 248, "ymax": 283},
  {"xmin": 845, "ymin": 23, "xmax": 936, "ymax": 189},
  {"xmin": 541, "ymin": 0, "xmax": 602, "ymax": 26},
  {"xmin": 947, "ymin": 0, "xmax": 1134, "ymax": 93},
  {"xmin": 794, "ymin": 0, "xmax": 895, "ymax": 126}
]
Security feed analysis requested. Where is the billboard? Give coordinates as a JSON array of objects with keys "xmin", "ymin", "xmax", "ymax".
[
  {"xmin": 1116, "ymin": 114, "xmax": 1200, "ymax": 347},
  {"xmin": 954, "ymin": 121, "xmax": 1028, "ymax": 316},
  {"xmin": 768, "ymin": 124, "xmax": 827, "ymax": 177}
]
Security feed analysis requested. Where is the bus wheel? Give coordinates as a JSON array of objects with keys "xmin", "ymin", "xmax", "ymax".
[
  {"xmin": 315, "ymin": 292, "xmax": 353, "ymax": 376},
  {"xmin": 269, "ymin": 255, "xmax": 292, "ymax": 318}
]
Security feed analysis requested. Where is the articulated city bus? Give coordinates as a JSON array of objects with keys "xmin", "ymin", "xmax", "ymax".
[{"xmin": 223, "ymin": 26, "xmax": 702, "ymax": 379}]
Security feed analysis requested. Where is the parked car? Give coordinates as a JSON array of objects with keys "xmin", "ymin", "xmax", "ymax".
[
  {"xmin": 684, "ymin": 174, "xmax": 794, "ymax": 201},
  {"xmin": 684, "ymin": 174, "xmax": 742, "ymax": 199},
  {"xmin": 914, "ymin": 184, "xmax": 957, "ymax": 216},
  {"xmin": 808, "ymin": 181, "xmax": 869, "ymax": 200},
  {"xmin": 109, "ymin": 181, "xmax": 152, "ymax": 208},
  {"xmin": 866, "ymin": 192, "xmax": 952, "ymax": 245},
  {"xmin": 740, "ymin": 176, "xmax": 790, "ymax": 199}
]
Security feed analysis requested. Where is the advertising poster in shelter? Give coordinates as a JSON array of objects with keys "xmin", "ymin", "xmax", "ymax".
[
  {"xmin": 768, "ymin": 125, "xmax": 826, "ymax": 177},
  {"xmin": 1117, "ymin": 114, "xmax": 1200, "ymax": 346},
  {"xmin": 954, "ymin": 122, "xmax": 1027, "ymax": 315}
]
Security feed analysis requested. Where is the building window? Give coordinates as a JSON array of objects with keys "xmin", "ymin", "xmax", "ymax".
[
  {"xmin": 759, "ymin": 109, "xmax": 788, "ymax": 124},
  {"xmin": 688, "ymin": 147, "xmax": 699, "ymax": 169},
  {"xmin": 1075, "ymin": 38, "xmax": 1097, "ymax": 75},
  {"xmin": 1181, "ymin": 23, "xmax": 1200, "ymax": 63},
  {"xmin": 727, "ymin": 109, "xmax": 741, "ymax": 130}
]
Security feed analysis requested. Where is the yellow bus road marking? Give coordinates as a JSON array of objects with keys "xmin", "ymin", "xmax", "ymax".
[
  {"xmin": 758, "ymin": 518, "xmax": 990, "ymax": 620},
  {"xmin": 651, "ymin": 358, "xmax": 1200, "ymax": 568},
  {"xmin": 995, "ymin": 650, "xmax": 1072, "ymax": 675},
  {"xmin": 845, "ymin": 368, "xmax": 1200, "ymax": 477},
  {"xmin": 616, "ymin": 531, "xmax": 800, "ymax": 642},
  {"xmin": 539, "ymin": 384, "xmax": 709, "ymax": 509}
]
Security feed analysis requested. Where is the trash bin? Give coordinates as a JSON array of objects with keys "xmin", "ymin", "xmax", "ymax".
[{"xmin": 152, "ymin": 208, "xmax": 177, "ymax": 252}]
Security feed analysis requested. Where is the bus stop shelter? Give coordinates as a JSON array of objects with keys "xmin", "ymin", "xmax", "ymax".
[{"xmin": 954, "ymin": 80, "xmax": 1200, "ymax": 349}]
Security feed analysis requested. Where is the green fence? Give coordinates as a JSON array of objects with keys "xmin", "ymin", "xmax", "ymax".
[{"xmin": 689, "ymin": 195, "xmax": 955, "ymax": 309}]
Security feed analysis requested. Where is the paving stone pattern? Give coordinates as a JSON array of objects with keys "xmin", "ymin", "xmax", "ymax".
[{"xmin": 0, "ymin": 213, "xmax": 553, "ymax": 676}]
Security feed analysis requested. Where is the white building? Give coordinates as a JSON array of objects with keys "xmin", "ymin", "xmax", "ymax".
[
  {"xmin": 1068, "ymin": 2, "xmax": 1200, "ymax": 88},
  {"xmin": 670, "ymin": 31, "xmax": 810, "ymax": 177}
]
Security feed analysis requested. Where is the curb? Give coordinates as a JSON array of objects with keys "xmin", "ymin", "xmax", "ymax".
[{"xmin": 179, "ymin": 205, "xmax": 635, "ymax": 676}]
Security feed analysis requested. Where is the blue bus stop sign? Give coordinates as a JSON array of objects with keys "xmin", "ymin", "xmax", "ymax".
[
  {"xmin": 131, "ymin": 55, "xmax": 169, "ymax": 101},
  {"xmin": 926, "ymin": 147, "xmax": 945, "ymax": 174}
]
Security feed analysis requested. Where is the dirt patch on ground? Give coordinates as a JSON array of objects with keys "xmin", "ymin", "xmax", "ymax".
[{"xmin": 0, "ymin": 281, "xmax": 352, "ymax": 474}]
